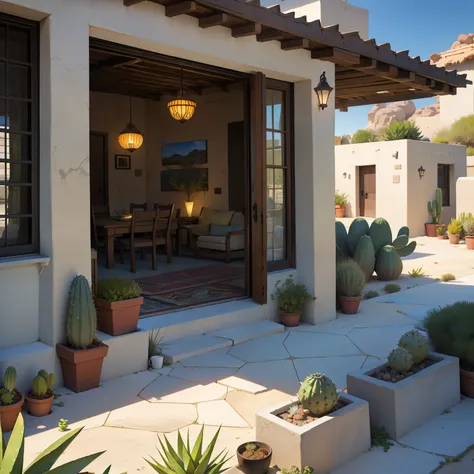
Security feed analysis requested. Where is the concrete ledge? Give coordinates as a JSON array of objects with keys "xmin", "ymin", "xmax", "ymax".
[
  {"xmin": 0, "ymin": 254, "xmax": 50, "ymax": 270},
  {"xmin": 347, "ymin": 352, "xmax": 460, "ymax": 440},
  {"xmin": 256, "ymin": 392, "xmax": 371, "ymax": 473},
  {"xmin": 0, "ymin": 342, "xmax": 55, "ymax": 392},
  {"xmin": 98, "ymin": 329, "xmax": 148, "ymax": 382}
]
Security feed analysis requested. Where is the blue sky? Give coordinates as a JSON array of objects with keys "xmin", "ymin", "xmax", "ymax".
[
  {"xmin": 336, "ymin": 0, "xmax": 474, "ymax": 136},
  {"xmin": 162, "ymin": 139, "xmax": 206, "ymax": 158}
]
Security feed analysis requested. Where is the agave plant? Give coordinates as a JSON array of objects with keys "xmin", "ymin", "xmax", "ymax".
[
  {"xmin": 146, "ymin": 426, "xmax": 230, "ymax": 474},
  {"xmin": 0, "ymin": 414, "xmax": 109, "ymax": 474},
  {"xmin": 382, "ymin": 121, "xmax": 423, "ymax": 141}
]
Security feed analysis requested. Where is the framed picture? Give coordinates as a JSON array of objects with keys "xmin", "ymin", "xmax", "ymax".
[
  {"xmin": 162, "ymin": 140, "xmax": 207, "ymax": 166},
  {"xmin": 115, "ymin": 154, "xmax": 131, "ymax": 170}
]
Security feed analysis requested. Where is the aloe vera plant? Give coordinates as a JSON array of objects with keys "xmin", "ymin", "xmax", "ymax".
[
  {"xmin": 0, "ymin": 414, "xmax": 109, "ymax": 474},
  {"xmin": 146, "ymin": 426, "xmax": 230, "ymax": 474}
]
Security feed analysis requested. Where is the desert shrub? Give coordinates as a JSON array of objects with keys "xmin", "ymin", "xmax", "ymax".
[
  {"xmin": 351, "ymin": 129, "xmax": 378, "ymax": 144},
  {"xmin": 441, "ymin": 273, "xmax": 456, "ymax": 282},
  {"xmin": 448, "ymin": 115, "xmax": 474, "ymax": 147},
  {"xmin": 408, "ymin": 267, "xmax": 425, "ymax": 278},
  {"xmin": 382, "ymin": 121, "xmax": 423, "ymax": 141},
  {"xmin": 467, "ymin": 147, "xmax": 474, "ymax": 156},
  {"xmin": 336, "ymin": 260, "xmax": 366, "ymax": 297},
  {"xmin": 272, "ymin": 275, "xmax": 314, "ymax": 313},
  {"xmin": 97, "ymin": 278, "xmax": 142, "ymax": 302},
  {"xmin": 424, "ymin": 302, "xmax": 474, "ymax": 370},
  {"xmin": 433, "ymin": 127, "xmax": 451, "ymax": 144},
  {"xmin": 383, "ymin": 283, "xmax": 401, "ymax": 294},
  {"xmin": 335, "ymin": 190, "xmax": 349, "ymax": 206},
  {"xmin": 364, "ymin": 290, "xmax": 379, "ymax": 300},
  {"xmin": 463, "ymin": 220, "xmax": 474, "ymax": 236},
  {"xmin": 447, "ymin": 219, "xmax": 463, "ymax": 235}
]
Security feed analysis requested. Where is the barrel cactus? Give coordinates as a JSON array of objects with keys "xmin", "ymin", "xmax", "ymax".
[
  {"xmin": 398, "ymin": 330, "xmax": 429, "ymax": 364},
  {"xmin": 66, "ymin": 275, "xmax": 97, "ymax": 349},
  {"xmin": 388, "ymin": 348, "xmax": 413, "ymax": 373},
  {"xmin": 375, "ymin": 246, "xmax": 403, "ymax": 281},
  {"xmin": 32, "ymin": 375, "xmax": 48, "ymax": 398},
  {"xmin": 297, "ymin": 373, "xmax": 338, "ymax": 417}
]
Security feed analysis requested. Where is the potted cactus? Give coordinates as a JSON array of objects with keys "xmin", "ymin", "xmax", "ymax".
[
  {"xmin": 26, "ymin": 370, "xmax": 55, "ymax": 417},
  {"xmin": 426, "ymin": 188, "xmax": 442, "ymax": 237},
  {"xmin": 463, "ymin": 220, "xmax": 474, "ymax": 250},
  {"xmin": 336, "ymin": 218, "xmax": 416, "ymax": 282},
  {"xmin": 256, "ymin": 373, "xmax": 370, "ymax": 472},
  {"xmin": 348, "ymin": 329, "xmax": 460, "ymax": 439},
  {"xmin": 336, "ymin": 260, "xmax": 366, "ymax": 314},
  {"xmin": 335, "ymin": 190, "xmax": 348, "ymax": 218},
  {"xmin": 0, "ymin": 367, "xmax": 24, "ymax": 432},
  {"xmin": 56, "ymin": 275, "xmax": 109, "ymax": 392},
  {"xmin": 447, "ymin": 218, "xmax": 462, "ymax": 245},
  {"xmin": 95, "ymin": 278, "xmax": 143, "ymax": 336},
  {"xmin": 237, "ymin": 442, "xmax": 273, "ymax": 474},
  {"xmin": 436, "ymin": 224, "xmax": 447, "ymax": 240}
]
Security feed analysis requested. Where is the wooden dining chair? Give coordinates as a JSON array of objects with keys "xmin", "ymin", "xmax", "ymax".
[
  {"xmin": 119, "ymin": 210, "xmax": 158, "ymax": 273},
  {"xmin": 153, "ymin": 204, "xmax": 175, "ymax": 263},
  {"xmin": 130, "ymin": 202, "xmax": 148, "ymax": 213}
]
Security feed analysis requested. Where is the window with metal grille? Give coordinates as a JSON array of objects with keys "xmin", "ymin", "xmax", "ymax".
[
  {"xmin": 437, "ymin": 164, "xmax": 451, "ymax": 207},
  {"xmin": 0, "ymin": 14, "xmax": 38, "ymax": 257}
]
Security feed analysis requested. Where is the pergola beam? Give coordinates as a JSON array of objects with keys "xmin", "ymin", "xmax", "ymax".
[
  {"xmin": 256, "ymin": 28, "xmax": 286, "ymax": 42},
  {"xmin": 232, "ymin": 23, "xmax": 262, "ymax": 38},
  {"xmin": 280, "ymin": 38, "xmax": 309, "ymax": 50},
  {"xmin": 199, "ymin": 13, "xmax": 228, "ymax": 28},
  {"xmin": 166, "ymin": 1, "xmax": 197, "ymax": 17}
]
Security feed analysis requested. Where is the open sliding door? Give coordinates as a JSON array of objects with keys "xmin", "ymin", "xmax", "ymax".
[{"xmin": 250, "ymin": 72, "xmax": 267, "ymax": 304}]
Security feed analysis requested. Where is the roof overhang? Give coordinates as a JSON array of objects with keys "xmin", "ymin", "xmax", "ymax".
[{"xmin": 125, "ymin": 0, "xmax": 472, "ymax": 110}]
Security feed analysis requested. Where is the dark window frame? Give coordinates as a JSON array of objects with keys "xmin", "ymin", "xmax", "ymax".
[
  {"xmin": 266, "ymin": 78, "xmax": 295, "ymax": 272},
  {"xmin": 437, "ymin": 164, "xmax": 451, "ymax": 207},
  {"xmin": 0, "ymin": 13, "xmax": 39, "ymax": 258}
]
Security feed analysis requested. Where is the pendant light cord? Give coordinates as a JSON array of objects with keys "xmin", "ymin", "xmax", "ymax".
[{"xmin": 129, "ymin": 95, "xmax": 132, "ymax": 123}]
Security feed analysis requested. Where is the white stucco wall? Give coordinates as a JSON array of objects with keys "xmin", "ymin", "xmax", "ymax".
[
  {"xmin": 335, "ymin": 141, "xmax": 466, "ymax": 236},
  {"xmin": 0, "ymin": 0, "xmax": 336, "ymax": 373},
  {"xmin": 456, "ymin": 177, "xmax": 474, "ymax": 216}
]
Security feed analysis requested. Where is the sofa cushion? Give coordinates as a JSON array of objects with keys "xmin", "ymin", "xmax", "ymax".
[
  {"xmin": 199, "ymin": 208, "xmax": 234, "ymax": 228},
  {"xmin": 197, "ymin": 234, "xmax": 245, "ymax": 251},
  {"xmin": 210, "ymin": 224, "xmax": 244, "ymax": 236}
]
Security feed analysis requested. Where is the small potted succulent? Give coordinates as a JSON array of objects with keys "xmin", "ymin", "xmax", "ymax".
[
  {"xmin": 463, "ymin": 220, "xmax": 474, "ymax": 250},
  {"xmin": 25, "ymin": 370, "xmax": 55, "ymax": 417},
  {"xmin": 447, "ymin": 218, "xmax": 462, "ymax": 245},
  {"xmin": 424, "ymin": 302, "xmax": 474, "ymax": 397},
  {"xmin": 56, "ymin": 275, "xmax": 109, "ymax": 392},
  {"xmin": 335, "ymin": 190, "xmax": 348, "ymax": 218},
  {"xmin": 96, "ymin": 278, "xmax": 143, "ymax": 336},
  {"xmin": 426, "ymin": 188, "xmax": 442, "ymax": 237},
  {"xmin": 272, "ymin": 275, "xmax": 315, "ymax": 327},
  {"xmin": 0, "ymin": 367, "xmax": 24, "ymax": 432},
  {"xmin": 237, "ymin": 442, "xmax": 272, "ymax": 474},
  {"xmin": 436, "ymin": 224, "xmax": 447, "ymax": 240},
  {"xmin": 336, "ymin": 260, "xmax": 366, "ymax": 314}
]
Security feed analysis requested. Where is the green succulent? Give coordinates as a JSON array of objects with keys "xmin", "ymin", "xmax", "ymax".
[
  {"xmin": 298, "ymin": 373, "xmax": 338, "ymax": 417},
  {"xmin": 0, "ymin": 414, "xmax": 108, "ymax": 474},
  {"xmin": 336, "ymin": 260, "xmax": 366, "ymax": 297},
  {"xmin": 335, "ymin": 190, "xmax": 349, "ymax": 206},
  {"xmin": 382, "ymin": 121, "xmax": 423, "ymax": 141},
  {"xmin": 97, "ymin": 278, "xmax": 142, "ymax": 302},
  {"xmin": 398, "ymin": 330, "xmax": 428, "ymax": 364},
  {"xmin": 428, "ymin": 188, "xmax": 442, "ymax": 224},
  {"xmin": 146, "ymin": 426, "xmax": 230, "ymax": 474},
  {"xmin": 272, "ymin": 275, "xmax": 314, "ymax": 314},
  {"xmin": 388, "ymin": 347, "xmax": 413, "ymax": 373},
  {"xmin": 447, "ymin": 219, "xmax": 463, "ymax": 235}
]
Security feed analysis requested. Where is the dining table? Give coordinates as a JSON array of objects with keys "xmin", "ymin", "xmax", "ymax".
[{"xmin": 95, "ymin": 216, "xmax": 178, "ymax": 269}]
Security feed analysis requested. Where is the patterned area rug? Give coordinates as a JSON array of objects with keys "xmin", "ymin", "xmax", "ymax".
[{"xmin": 136, "ymin": 265, "xmax": 245, "ymax": 317}]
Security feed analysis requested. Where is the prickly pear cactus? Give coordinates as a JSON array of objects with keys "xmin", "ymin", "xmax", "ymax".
[
  {"xmin": 375, "ymin": 246, "xmax": 403, "ymax": 281},
  {"xmin": 3, "ymin": 366, "xmax": 16, "ymax": 392},
  {"xmin": 388, "ymin": 347, "xmax": 413, "ymax": 373},
  {"xmin": 347, "ymin": 218, "xmax": 370, "ymax": 256},
  {"xmin": 369, "ymin": 218, "xmax": 393, "ymax": 256},
  {"xmin": 336, "ymin": 221, "xmax": 351, "ymax": 258},
  {"xmin": 66, "ymin": 275, "xmax": 97, "ymax": 350},
  {"xmin": 32, "ymin": 375, "xmax": 48, "ymax": 397},
  {"xmin": 353, "ymin": 235, "xmax": 375, "ymax": 281},
  {"xmin": 398, "ymin": 330, "xmax": 429, "ymax": 364},
  {"xmin": 298, "ymin": 373, "xmax": 338, "ymax": 417}
]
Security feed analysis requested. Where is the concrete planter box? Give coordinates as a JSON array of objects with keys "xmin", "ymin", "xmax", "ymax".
[
  {"xmin": 255, "ymin": 392, "xmax": 370, "ymax": 474},
  {"xmin": 347, "ymin": 352, "xmax": 460, "ymax": 440}
]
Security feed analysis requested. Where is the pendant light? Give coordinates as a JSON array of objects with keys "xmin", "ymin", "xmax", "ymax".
[
  {"xmin": 314, "ymin": 71, "xmax": 333, "ymax": 110},
  {"xmin": 168, "ymin": 69, "xmax": 196, "ymax": 124},
  {"xmin": 119, "ymin": 95, "xmax": 144, "ymax": 152}
]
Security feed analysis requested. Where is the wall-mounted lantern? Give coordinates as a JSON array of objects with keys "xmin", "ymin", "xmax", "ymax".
[
  {"xmin": 314, "ymin": 71, "xmax": 333, "ymax": 110},
  {"xmin": 343, "ymin": 172, "xmax": 347, "ymax": 178},
  {"xmin": 392, "ymin": 151, "xmax": 399, "ymax": 159},
  {"xmin": 418, "ymin": 166, "xmax": 425, "ymax": 179}
]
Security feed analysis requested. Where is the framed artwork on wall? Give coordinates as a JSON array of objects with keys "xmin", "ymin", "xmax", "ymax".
[
  {"xmin": 162, "ymin": 140, "xmax": 207, "ymax": 166},
  {"xmin": 115, "ymin": 154, "xmax": 131, "ymax": 170}
]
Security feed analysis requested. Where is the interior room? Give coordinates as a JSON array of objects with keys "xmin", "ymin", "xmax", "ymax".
[{"xmin": 89, "ymin": 39, "xmax": 250, "ymax": 317}]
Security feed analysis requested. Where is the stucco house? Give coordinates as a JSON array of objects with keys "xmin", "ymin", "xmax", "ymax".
[{"xmin": 0, "ymin": 0, "xmax": 470, "ymax": 389}]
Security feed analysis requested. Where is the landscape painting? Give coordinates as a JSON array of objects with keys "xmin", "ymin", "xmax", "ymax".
[
  {"xmin": 161, "ymin": 168, "xmax": 209, "ymax": 195},
  {"xmin": 161, "ymin": 140, "xmax": 207, "ymax": 166}
]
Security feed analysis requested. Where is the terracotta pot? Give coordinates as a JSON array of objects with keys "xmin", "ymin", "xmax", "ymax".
[
  {"xmin": 448, "ymin": 233, "xmax": 461, "ymax": 245},
  {"xmin": 96, "ymin": 296, "xmax": 143, "ymax": 336},
  {"xmin": 339, "ymin": 295, "xmax": 362, "ymax": 314},
  {"xmin": 280, "ymin": 312, "xmax": 301, "ymax": 327},
  {"xmin": 465, "ymin": 236, "xmax": 474, "ymax": 250},
  {"xmin": 425, "ymin": 223, "xmax": 437, "ymax": 237},
  {"xmin": 438, "ymin": 235, "xmax": 448, "ymax": 240},
  {"xmin": 26, "ymin": 393, "xmax": 54, "ymax": 417},
  {"xmin": 0, "ymin": 390, "xmax": 24, "ymax": 432},
  {"xmin": 57, "ymin": 343, "xmax": 109, "ymax": 393},
  {"xmin": 335, "ymin": 205, "xmax": 345, "ymax": 218},
  {"xmin": 237, "ymin": 442, "xmax": 272, "ymax": 474},
  {"xmin": 460, "ymin": 368, "xmax": 474, "ymax": 398}
]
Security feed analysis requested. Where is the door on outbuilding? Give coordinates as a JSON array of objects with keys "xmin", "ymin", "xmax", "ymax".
[{"xmin": 359, "ymin": 165, "xmax": 376, "ymax": 218}]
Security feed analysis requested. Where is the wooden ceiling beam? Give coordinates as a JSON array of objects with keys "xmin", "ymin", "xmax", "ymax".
[
  {"xmin": 166, "ymin": 1, "xmax": 197, "ymax": 18},
  {"xmin": 335, "ymin": 90, "xmax": 437, "ymax": 109},
  {"xmin": 199, "ymin": 13, "xmax": 228, "ymax": 28},
  {"xmin": 311, "ymin": 47, "xmax": 360, "ymax": 66},
  {"xmin": 280, "ymin": 38, "xmax": 309, "ymax": 51},
  {"xmin": 232, "ymin": 22, "xmax": 262, "ymax": 38},
  {"xmin": 90, "ymin": 57, "xmax": 142, "ymax": 73},
  {"xmin": 256, "ymin": 28, "xmax": 286, "ymax": 42}
]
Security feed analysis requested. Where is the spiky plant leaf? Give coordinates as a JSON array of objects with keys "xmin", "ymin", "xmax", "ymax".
[
  {"xmin": 194, "ymin": 427, "xmax": 222, "ymax": 474},
  {"xmin": 0, "ymin": 415, "xmax": 24, "ymax": 474},
  {"xmin": 162, "ymin": 436, "xmax": 186, "ymax": 474},
  {"xmin": 145, "ymin": 457, "xmax": 175, "ymax": 474},
  {"xmin": 191, "ymin": 426, "xmax": 204, "ymax": 464},
  {"xmin": 177, "ymin": 431, "xmax": 194, "ymax": 474},
  {"xmin": 102, "ymin": 466, "xmax": 112, "ymax": 474},
  {"xmin": 46, "ymin": 452, "xmax": 105, "ymax": 474}
]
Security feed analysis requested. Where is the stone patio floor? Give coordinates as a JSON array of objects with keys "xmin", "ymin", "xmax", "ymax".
[{"xmin": 22, "ymin": 237, "xmax": 474, "ymax": 474}]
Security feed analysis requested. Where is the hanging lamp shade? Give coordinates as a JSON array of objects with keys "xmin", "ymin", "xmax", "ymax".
[
  {"xmin": 168, "ymin": 69, "xmax": 196, "ymax": 123},
  {"xmin": 119, "ymin": 96, "xmax": 144, "ymax": 152}
]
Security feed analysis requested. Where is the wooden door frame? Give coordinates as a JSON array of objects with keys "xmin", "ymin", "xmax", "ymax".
[
  {"xmin": 90, "ymin": 131, "xmax": 109, "ymax": 214},
  {"xmin": 358, "ymin": 165, "xmax": 376, "ymax": 217}
]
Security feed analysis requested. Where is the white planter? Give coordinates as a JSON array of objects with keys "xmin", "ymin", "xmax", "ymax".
[
  {"xmin": 347, "ymin": 352, "xmax": 460, "ymax": 440},
  {"xmin": 149, "ymin": 355, "xmax": 164, "ymax": 370},
  {"xmin": 255, "ymin": 392, "xmax": 370, "ymax": 474}
]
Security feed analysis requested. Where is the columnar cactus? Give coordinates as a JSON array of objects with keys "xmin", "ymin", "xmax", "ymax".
[
  {"xmin": 388, "ymin": 348, "xmax": 413, "ymax": 373},
  {"xmin": 37, "ymin": 370, "xmax": 55, "ymax": 391},
  {"xmin": 32, "ymin": 375, "xmax": 48, "ymax": 397},
  {"xmin": 3, "ymin": 366, "xmax": 16, "ymax": 392},
  {"xmin": 66, "ymin": 275, "xmax": 97, "ymax": 349},
  {"xmin": 297, "ymin": 373, "xmax": 338, "ymax": 417},
  {"xmin": 398, "ymin": 330, "xmax": 429, "ymax": 364},
  {"xmin": 428, "ymin": 188, "xmax": 442, "ymax": 224}
]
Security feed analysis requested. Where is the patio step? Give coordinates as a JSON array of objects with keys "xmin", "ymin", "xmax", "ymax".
[{"xmin": 161, "ymin": 320, "xmax": 284, "ymax": 364}]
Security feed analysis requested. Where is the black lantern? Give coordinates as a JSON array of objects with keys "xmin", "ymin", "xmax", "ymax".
[
  {"xmin": 314, "ymin": 71, "xmax": 333, "ymax": 110},
  {"xmin": 418, "ymin": 166, "xmax": 425, "ymax": 179},
  {"xmin": 119, "ymin": 96, "xmax": 144, "ymax": 152}
]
